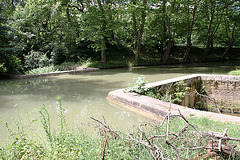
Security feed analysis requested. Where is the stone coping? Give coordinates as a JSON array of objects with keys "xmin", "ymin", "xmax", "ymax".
[
  {"xmin": 107, "ymin": 74, "xmax": 240, "ymax": 124},
  {"xmin": 10, "ymin": 67, "xmax": 100, "ymax": 79},
  {"xmin": 145, "ymin": 74, "xmax": 240, "ymax": 88}
]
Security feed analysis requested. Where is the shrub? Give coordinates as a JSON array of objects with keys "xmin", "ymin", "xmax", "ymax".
[
  {"xmin": 26, "ymin": 66, "xmax": 60, "ymax": 74},
  {"xmin": 172, "ymin": 80, "xmax": 190, "ymax": 104},
  {"xmin": 229, "ymin": 69, "xmax": 240, "ymax": 75},
  {"xmin": 125, "ymin": 75, "xmax": 148, "ymax": 94},
  {"xmin": 0, "ymin": 54, "xmax": 24, "ymax": 74},
  {"xmin": 126, "ymin": 77, "xmax": 190, "ymax": 104},
  {"xmin": 24, "ymin": 50, "xmax": 50, "ymax": 70},
  {"xmin": 50, "ymin": 45, "xmax": 68, "ymax": 65}
]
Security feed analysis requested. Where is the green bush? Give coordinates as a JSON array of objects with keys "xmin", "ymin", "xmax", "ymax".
[
  {"xmin": 125, "ymin": 75, "xmax": 148, "ymax": 94},
  {"xmin": 0, "ymin": 54, "xmax": 24, "ymax": 74},
  {"xmin": 50, "ymin": 45, "xmax": 68, "ymax": 65},
  {"xmin": 126, "ymin": 77, "xmax": 190, "ymax": 104},
  {"xmin": 26, "ymin": 66, "xmax": 60, "ymax": 74},
  {"xmin": 172, "ymin": 80, "xmax": 190, "ymax": 104},
  {"xmin": 24, "ymin": 50, "xmax": 50, "ymax": 70},
  {"xmin": 229, "ymin": 69, "xmax": 240, "ymax": 75},
  {"xmin": 0, "ymin": 62, "xmax": 7, "ymax": 73}
]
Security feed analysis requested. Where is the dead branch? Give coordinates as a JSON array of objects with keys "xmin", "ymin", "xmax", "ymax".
[
  {"xmin": 178, "ymin": 109, "xmax": 201, "ymax": 135},
  {"xmin": 194, "ymin": 89, "xmax": 221, "ymax": 114},
  {"xmin": 90, "ymin": 109, "xmax": 240, "ymax": 159},
  {"xmin": 90, "ymin": 117, "xmax": 119, "ymax": 137},
  {"xmin": 176, "ymin": 123, "xmax": 189, "ymax": 137},
  {"xmin": 218, "ymin": 128, "xmax": 228, "ymax": 152},
  {"xmin": 101, "ymin": 129, "xmax": 108, "ymax": 160},
  {"xmin": 201, "ymin": 131, "xmax": 240, "ymax": 141}
]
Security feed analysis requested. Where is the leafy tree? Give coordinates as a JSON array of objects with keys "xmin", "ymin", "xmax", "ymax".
[
  {"xmin": 0, "ymin": 4, "xmax": 23, "ymax": 73},
  {"xmin": 222, "ymin": 1, "xmax": 240, "ymax": 58},
  {"xmin": 1, "ymin": 0, "xmax": 240, "ymax": 74},
  {"xmin": 182, "ymin": 0, "xmax": 198, "ymax": 62}
]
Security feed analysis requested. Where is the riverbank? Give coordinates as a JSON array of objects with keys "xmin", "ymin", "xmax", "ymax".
[{"xmin": 0, "ymin": 67, "xmax": 100, "ymax": 79}]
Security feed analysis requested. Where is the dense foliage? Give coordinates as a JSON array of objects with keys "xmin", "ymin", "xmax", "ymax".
[{"xmin": 0, "ymin": 0, "xmax": 239, "ymax": 74}]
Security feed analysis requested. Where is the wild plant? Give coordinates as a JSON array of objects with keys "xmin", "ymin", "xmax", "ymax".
[
  {"xmin": 172, "ymin": 80, "xmax": 190, "ymax": 104},
  {"xmin": 125, "ymin": 75, "xmax": 148, "ymax": 94},
  {"xmin": 56, "ymin": 96, "xmax": 68, "ymax": 134},
  {"xmin": 126, "ymin": 77, "xmax": 191, "ymax": 104},
  {"xmin": 39, "ymin": 105, "xmax": 52, "ymax": 144},
  {"xmin": 1, "ymin": 109, "xmax": 44, "ymax": 159}
]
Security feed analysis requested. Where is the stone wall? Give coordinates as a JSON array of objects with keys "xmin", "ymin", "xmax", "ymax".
[
  {"xmin": 146, "ymin": 75, "xmax": 202, "ymax": 108},
  {"xmin": 201, "ymin": 75, "xmax": 240, "ymax": 112},
  {"xmin": 145, "ymin": 74, "xmax": 240, "ymax": 113}
]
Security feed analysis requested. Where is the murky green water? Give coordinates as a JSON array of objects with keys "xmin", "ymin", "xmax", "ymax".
[{"xmin": 0, "ymin": 62, "xmax": 239, "ymax": 143}]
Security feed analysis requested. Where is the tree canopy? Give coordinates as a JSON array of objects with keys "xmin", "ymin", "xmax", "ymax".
[{"xmin": 0, "ymin": 0, "xmax": 239, "ymax": 73}]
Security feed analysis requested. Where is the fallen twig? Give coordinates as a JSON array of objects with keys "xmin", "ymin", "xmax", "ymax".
[
  {"xmin": 101, "ymin": 129, "xmax": 108, "ymax": 160},
  {"xmin": 178, "ymin": 109, "xmax": 201, "ymax": 135},
  {"xmin": 218, "ymin": 128, "xmax": 228, "ymax": 152}
]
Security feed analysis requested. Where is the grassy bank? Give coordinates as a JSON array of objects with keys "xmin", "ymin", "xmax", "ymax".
[
  {"xmin": 15, "ymin": 46, "xmax": 240, "ymax": 75},
  {"xmin": 229, "ymin": 69, "xmax": 240, "ymax": 75},
  {"xmin": 0, "ymin": 98, "xmax": 240, "ymax": 159}
]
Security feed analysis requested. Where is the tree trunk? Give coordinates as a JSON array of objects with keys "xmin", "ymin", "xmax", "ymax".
[
  {"xmin": 101, "ymin": 45, "xmax": 106, "ymax": 63},
  {"xmin": 162, "ymin": 38, "xmax": 173, "ymax": 64},
  {"xmin": 162, "ymin": 0, "xmax": 167, "ymax": 52},
  {"xmin": 132, "ymin": 0, "xmax": 147, "ymax": 63},
  {"xmin": 222, "ymin": 13, "xmax": 240, "ymax": 58},
  {"xmin": 66, "ymin": 6, "xmax": 71, "ymax": 22},
  {"xmin": 161, "ymin": 0, "xmax": 176, "ymax": 64},
  {"xmin": 204, "ymin": 7, "xmax": 214, "ymax": 54},
  {"xmin": 97, "ymin": 0, "xmax": 107, "ymax": 63},
  {"xmin": 132, "ymin": 0, "xmax": 138, "ymax": 62},
  {"xmin": 106, "ymin": 0, "xmax": 114, "ymax": 41},
  {"xmin": 183, "ymin": 4, "xmax": 197, "ymax": 63},
  {"xmin": 204, "ymin": 5, "xmax": 225, "ymax": 54}
]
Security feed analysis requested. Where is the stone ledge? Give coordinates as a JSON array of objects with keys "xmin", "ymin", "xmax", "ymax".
[
  {"xmin": 10, "ymin": 67, "xmax": 100, "ymax": 79},
  {"xmin": 200, "ymin": 74, "xmax": 240, "ymax": 82},
  {"xmin": 107, "ymin": 74, "xmax": 240, "ymax": 124}
]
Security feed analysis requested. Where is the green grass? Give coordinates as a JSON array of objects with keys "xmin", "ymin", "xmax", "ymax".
[
  {"xmin": 1, "ymin": 98, "xmax": 240, "ymax": 159},
  {"xmin": 229, "ymin": 69, "xmax": 240, "ymax": 75}
]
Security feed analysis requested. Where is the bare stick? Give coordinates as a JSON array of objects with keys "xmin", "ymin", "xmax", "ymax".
[
  {"xmin": 102, "ymin": 115, "xmax": 107, "ymax": 126},
  {"xmin": 166, "ymin": 95, "xmax": 172, "ymax": 142},
  {"xmin": 102, "ymin": 129, "xmax": 108, "ymax": 160},
  {"xmin": 178, "ymin": 109, "xmax": 202, "ymax": 135},
  {"xmin": 218, "ymin": 128, "xmax": 228, "ymax": 152},
  {"xmin": 90, "ymin": 117, "xmax": 119, "ymax": 137},
  {"xmin": 194, "ymin": 89, "xmax": 221, "ymax": 114},
  {"xmin": 164, "ymin": 95, "xmax": 180, "ymax": 159},
  {"xmin": 176, "ymin": 123, "xmax": 189, "ymax": 137}
]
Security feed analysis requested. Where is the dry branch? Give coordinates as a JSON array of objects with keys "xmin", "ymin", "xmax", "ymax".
[
  {"xmin": 101, "ymin": 129, "xmax": 108, "ymax": 160},
  {"xmin": 90, "ymin": 109, "xmax": 240, "ymax": 159},
  {"xmin": 177, "ymin": 109, "xmax": 201, "ymax": 134},
  {"xmin": 194, "ymin": 89, "xmax": 221, "ymax": 114},
  {"xmin": 218, "ymin": 128, "xmax": 228, "ymax": 152}
]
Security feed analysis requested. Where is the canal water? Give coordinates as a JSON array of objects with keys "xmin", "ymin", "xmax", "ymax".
[{"xmin": 0, "ymin": 62, "xmax": 239, "ymax": 143}]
